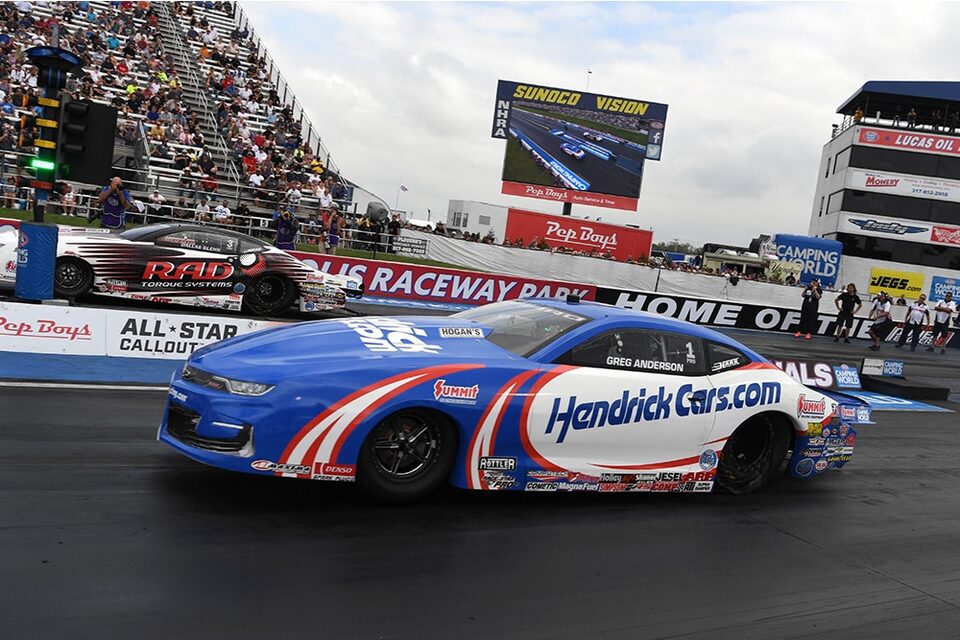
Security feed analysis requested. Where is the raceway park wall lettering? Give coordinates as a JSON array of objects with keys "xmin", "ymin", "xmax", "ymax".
[
  {"xmin": 594, "ymin": 287, "xmax": 958, "ymax": 348},
  {"xmin": 290, "ymin": 252, "xmax": 596, "ymax": 306}
]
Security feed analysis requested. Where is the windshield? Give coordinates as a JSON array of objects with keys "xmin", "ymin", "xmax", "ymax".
[
  {"xmin": 118, "ymin": 226, "xmax": 161, "ymax": 241},
  {"xmin": 452, "ymin": 301, "xmax": 590, "ymax": 357}
]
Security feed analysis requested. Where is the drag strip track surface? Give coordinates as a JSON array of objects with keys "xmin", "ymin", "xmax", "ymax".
[{"xmin": 3, "ymin": 388, "xmax": 960, "ymax": 638}]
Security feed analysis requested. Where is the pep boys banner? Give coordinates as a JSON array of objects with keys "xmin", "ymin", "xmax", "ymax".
[
  {"xmin": 502, "ymin": 208, "xmax": 653, "ymax": 262},
  {"xmin": 595, "ymin": 287, "xmax": 957, "ymax": 348},
  {"xmin": 291, "ymin": 252, "xmax": 596, "ymax": 306}
]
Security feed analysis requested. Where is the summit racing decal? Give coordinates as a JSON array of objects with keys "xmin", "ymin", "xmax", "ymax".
[
  {"xmin": 339, "ymin": 317, "xmax": 443, "ymax": 354},
  {"xmin": 797, "ymin": 394, "xmax": 828, "ymax": 419},
  {"xmin": 433, "ymin": 379, "xmax": 479, "ymax": 404},
  {"xmin": 545, "ymin": 382, "xmax": 781, "ymax": 444}
]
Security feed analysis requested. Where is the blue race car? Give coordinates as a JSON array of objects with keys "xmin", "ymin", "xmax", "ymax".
[
  {"xmin": 159, "ymin": 299, "xmax": 860, "ymax": 501},
  {"xmin": 560, "ymin": 142, "xmax": 586, "ymax": 159}
]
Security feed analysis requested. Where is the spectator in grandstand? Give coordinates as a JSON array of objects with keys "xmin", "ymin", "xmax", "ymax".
[
  {"xmin": 194, "ymin": 198, "xmax": 211, "ymax": 222},
  {"xmin": 128, "ymin": 197, "xmax": 147, "ymax": 225},
  {"xmin": 387, "ymin": 212, "xmax": 402, "ymax": 253},
  {"xmin": 92, "ymin": 177, "xmax": 131, "ymax": 229},
  {"xmin": 867, "ymin": 292, "xmax": 895, "ymax": 351},
  {"xmin": 896, "ymin": 294, "xmax": 930, "ymax": 352},
  {"xmin": 327, "ymin": 207, "xmax": 342, "ymax": 255},
  {"xmin": 273, "ymin": 209, "xmax": 299, "ymax": 250},
  {"xmin": 896, "ymin": 294, "xmax": 907, "ymax": 306},
  {"xmin": 833, "ymin": 283, "xmax": 862, "ymax": 343},
  {"xmin": 794, "ymin": 279, "xmax": 822, "ymax": 340},
  {"xmin": 213, "ymin": 200, "xmax": 233, "ymax": 225},
  {"xmin": 929, "ymin": 292, "xmax": 956, "ymax": 354},
  {"xmin": 853, "ymin": 105, "xmax": 864, "ymax": 123},
  {"xmin": 172, "ymin": 197, "xmax": 191, "ymax": 220},
  {"xmin": 147, "ymin": 190, "xmax": 167, "ymax": 221},
  {"xmin": 59, "ymin": 184, "xmax": 77, "ymax": 217},
  {"xmin": 285, "ymin": 182, "xmax": 302, "ymax": 213}
]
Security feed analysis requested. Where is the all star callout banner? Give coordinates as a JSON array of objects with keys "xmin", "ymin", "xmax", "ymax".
[{"xmin": 491, "ymin": 80, "xmax": 668, "ymax": 212}]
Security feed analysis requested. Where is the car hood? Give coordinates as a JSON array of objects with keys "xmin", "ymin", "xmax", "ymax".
[{"xmin": 188, "ymin": 315, "xmax": 520, "ymax": 381}]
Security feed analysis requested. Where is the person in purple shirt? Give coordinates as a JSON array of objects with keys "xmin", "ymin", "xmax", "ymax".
[
  {"xmin": 93, "ymin": 176, "xmax": 131, "ymax": 229},
  {"xmin": 273, "ymin": 209, "xmax": 299, "ymax": 250}
]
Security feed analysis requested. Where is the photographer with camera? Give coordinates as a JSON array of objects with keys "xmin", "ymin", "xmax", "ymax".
[
  {"xmin": 92, "ymin": 176, "xmax": 131, "ymax": 229},
  {"xmin": 794, "ymin": 278, "xmax": 822, "ymax": 340},
  {"xmin": 273, "ymin": 208, "xmax": 299, "ymax": 251}
]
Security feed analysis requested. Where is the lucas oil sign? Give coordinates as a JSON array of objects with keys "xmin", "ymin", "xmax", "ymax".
[{"xmin": 773, "ymin": 234, "xmax": 842, "ymax": 287}]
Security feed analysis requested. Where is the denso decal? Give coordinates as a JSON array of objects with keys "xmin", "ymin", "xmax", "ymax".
[
  {"xmin": 545, "ymin": 382, "xmax": 782, "ymax": 443},
  {"xmin": 339, "ymin": 317, "xmax": 442, "ymax": 354},
  {"xmin": 311, "ymin": 462, "xmax": 356, "ymax": 481}
]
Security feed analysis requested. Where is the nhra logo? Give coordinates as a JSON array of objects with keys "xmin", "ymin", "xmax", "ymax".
[
  {"xmin": 143, "ymin": 260, "xmax": 234, "ymax": 281},
  {"xmin": 863, "ymin": 131, "xmax": 880, "ymax": 142},
  {"xmin": 18, "ymin": 231, "xmax": 28, "ymax": 247},
  {"xmin": 433, "ymin": 379, "xmax": 479, "ymax": 403},
  {"xmin": 797, "ymin": 394, "xmax": 827, "ymax": 418}
]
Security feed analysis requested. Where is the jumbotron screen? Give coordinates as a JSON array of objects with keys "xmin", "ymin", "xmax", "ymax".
[{"xmin": 491, "ymin": 80, "xmax": 668, "ymax": 212}]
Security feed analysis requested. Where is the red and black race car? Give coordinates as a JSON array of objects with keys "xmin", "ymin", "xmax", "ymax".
[{"xmin": 3, "ymin": 223, "xmax": 362, "ymax": 316}]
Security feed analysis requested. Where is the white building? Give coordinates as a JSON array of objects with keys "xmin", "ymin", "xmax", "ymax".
[
  {"xmin": 445, "ymin": 200, "xmax": 510, "ymax": 240},
  {"xmin": 809, "ymin": 81, "xmax": 960, "ymax": 299}
]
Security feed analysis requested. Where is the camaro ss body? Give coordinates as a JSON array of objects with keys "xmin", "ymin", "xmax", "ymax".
[
  {"xmin": 159, "ymin": 299, "xmax": 861, "ymax": 497},
  {"xmin": 0, "ymin": 223, "xmax": 362, "ymax": 314}
]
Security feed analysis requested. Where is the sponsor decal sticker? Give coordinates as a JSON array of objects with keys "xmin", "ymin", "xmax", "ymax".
[
  {"xmin": 340, "ymin": 317, "xmax": 442, "ymax": 354},
  {"xmin": 433, "ymin": 379, "xmax": 479, "ymax": 404},
  {"xmin": 311, "ymin": 462, "xmax": 356, "ymax": 481},
  {"xmin": 545, "ymin": 382, "xmax": 782, "ymax": 444},
  {"xmin": 797, "ymin": 394, "xmax": 827, "ymax": 419},
  {"xmin": 478, "ymin": 456, "xmax": 517, "ymax": 471},
  {"xmin": 439, "ymin": 327, "xmax": 485, "ymax": 339},
  {"xmin": 168, "ymin": 388, "xmax": 188, "ymax": 403},
  {"xmin": 832, "ymin": 365, "xmax": 861, "ymax": 389},
  {"xmin": 699, "ymin": 449, "xmax": 718, "ymax": 470},
  {"xmin": 795, "ymin": 458, "xmax": 815, "ymax": 477},
  {"xmin": 251, "ymin": 460, "xmax": 311, "ymax": 474}
]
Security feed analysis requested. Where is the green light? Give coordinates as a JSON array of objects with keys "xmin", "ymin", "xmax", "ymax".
[{"xmin": 30, "ymin": 158, "xmax": 55, "ymax": 171}]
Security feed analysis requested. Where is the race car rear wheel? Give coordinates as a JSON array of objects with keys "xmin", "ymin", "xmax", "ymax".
[
  {"xmin": 54, "ymin": 257, "xmax": 94, "ymax": 298},
  {"xmin": 716, "ymin": 413, "xmax": 791, "ymax": 495},
  {"xmin": 242, "ymin": 274, "xmax": 296, "ymax": 316},
  {"xmin": 358, "ymin": 409, "xmax": 458, "ymax": 503}
]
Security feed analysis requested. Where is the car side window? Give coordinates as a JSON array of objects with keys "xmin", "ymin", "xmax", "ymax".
[
  {"xmin": 156, "ymin": 230, "xmax": 232, "ymax": 254},
  {"xmin": 557, "ymin": 329, "xmax": 705, "ymax": 376},
  {"xmin": 707, "ymin": 342, "xmax": 751, "ymax": 374}
]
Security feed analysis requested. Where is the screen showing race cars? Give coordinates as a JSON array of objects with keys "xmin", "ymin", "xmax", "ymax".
[{"xmin": 491, "ymin": 80, "xmax": 669, "ymax": 212}]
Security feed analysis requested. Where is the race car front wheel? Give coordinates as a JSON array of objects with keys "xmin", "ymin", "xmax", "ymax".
[
  {"xmin": 242, "ymin": 274, "xmax": 296, "ymax": 316},
  {"xmin": 54, "ymin": 257, "xmax": 94, "ymax": 299},
  {"xmin": 716, "ymin": 413, "xmax": 791, "ymax": 495},
  {"xmin": 358, "ymin": 409, "xmax": 458, "ymax": 503}
]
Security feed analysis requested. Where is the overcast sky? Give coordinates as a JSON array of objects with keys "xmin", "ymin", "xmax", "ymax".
[{"xmin": 242, "ymin": 1, "xmax": 958, "ymax": 246}]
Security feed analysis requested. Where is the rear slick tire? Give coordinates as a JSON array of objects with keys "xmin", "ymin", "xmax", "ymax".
[
  {"xmin": 357, "ymin": 410, "xmax": 457, "ymax": 503},
  {"xmin": 241, "ymin": 273, "xmax": 295, "ymax": 316},
  {"xmin": 716, "ymin": 414, "xmax": 791, "ymax": 495},
  {"xmin": 54, "ymin": 257, "xmax": 94, "ymax": 299}
]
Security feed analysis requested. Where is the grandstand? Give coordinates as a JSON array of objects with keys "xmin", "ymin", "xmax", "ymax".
[{"xmin": 1, "ymin": 0, "xmax": 383, "ymax": 244}]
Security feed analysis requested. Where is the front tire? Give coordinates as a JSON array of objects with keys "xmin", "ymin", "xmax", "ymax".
[
  {"xmin": 242, "ymin": 273, "xmax": 296, "ymax": 316},
  {"xmin": 716, "ymin": 414, "xmax": 791, "ymax": 494},
  {"xmin": 54, "ymin": 257, "xmax": 94, "ymax": 298},
  {"xmin": 357, "ymin": 409, "xmax": 458, "ymax": 503}
]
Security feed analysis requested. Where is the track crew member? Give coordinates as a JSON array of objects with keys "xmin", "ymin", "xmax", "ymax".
[
  {"xmin": 795, "ymin": 279, "xmax": 822, "ymax": 340},
  {"xmin": 833, "ymin": 283, "xmax": 862, "ymax": 344},
  {"xmin": 867, "ymin": 292, "xmax": 894, "ymax": 351},
  {"xmin": 896, "ymin": 294, "xmax": 930, "ymax": 352},
  {"xmin": 929, "ymin": 291, "xmax": 956, "ymax": 354},
  {"xmin": 92, "ymin": 176, "xmax": 131, "ymax": 229}
]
